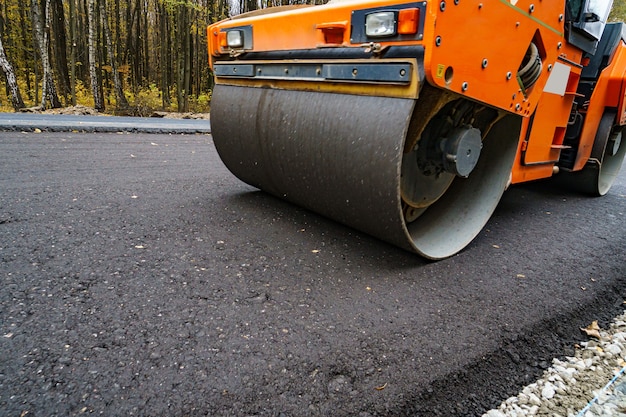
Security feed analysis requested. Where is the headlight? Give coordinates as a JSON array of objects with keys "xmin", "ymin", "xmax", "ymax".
[
  {"xmin": 365, "ymin": 12, "xmax": 396, "ymax": 37},
  {"xmin": 226, "ymin": 30, "xmax": 244, "ymax": 48}
]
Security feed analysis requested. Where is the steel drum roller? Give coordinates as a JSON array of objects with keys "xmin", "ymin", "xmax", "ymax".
[{"xmin": 211, "ymin": 84, "xmax": 520, "ymax": 259}]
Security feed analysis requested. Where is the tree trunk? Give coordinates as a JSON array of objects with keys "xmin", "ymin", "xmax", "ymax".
[
  {"xmin": 69, "ymin": 0, "xmax": 77, "ymax": 105},
  {"xmin": 100, "ymin": 0, "xmax": 128, "ymax": 110},
  {"xmin": 87, "ymin": 0, "xmax": 103, "ymax": 111},
  {"xmin": 176, "ymin": 3, "xmax": 190, "ymax": 112},
  {"xmin": 159, "ymin": 2, "xmax": 170, "ymax": 108},
  {"xmin": 0, "ymin": 33, "xmax": 25, "ymax": 110},
  {"xmin": 17, "ymin": 2, "xmax": 33, "ymax": 100},
  {"xmin": 50, "ymin": 0, "xmax": 70, "ymax": 104},
  {"xmin": 31, "ymin": 0, "xmax": 61, "ymax": 109}
]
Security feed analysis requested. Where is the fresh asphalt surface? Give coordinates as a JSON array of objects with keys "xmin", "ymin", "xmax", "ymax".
[{"xmin": 0, "ymin": 114, "xmax": 625, "ymax": 416}]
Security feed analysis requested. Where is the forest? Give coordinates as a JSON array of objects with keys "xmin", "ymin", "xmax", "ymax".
[{"xmin": 0, "ymin": 0, "xmax": 624, "ymax": 114}]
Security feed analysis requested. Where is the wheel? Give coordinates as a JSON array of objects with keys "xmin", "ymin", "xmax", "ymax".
[{"xmin": 573, "ymin": 111, "xmax": 626, "ymax": 196}]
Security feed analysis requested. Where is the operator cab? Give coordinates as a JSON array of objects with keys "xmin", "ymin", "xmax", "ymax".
[{"xmin": 565, "ymin": 0, "xmax": 614, "ymax": 54}]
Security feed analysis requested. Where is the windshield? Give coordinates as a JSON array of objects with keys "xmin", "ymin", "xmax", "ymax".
[{"xmin": 586, "ymin": 0, "xmax": 612, "ymax": 22}]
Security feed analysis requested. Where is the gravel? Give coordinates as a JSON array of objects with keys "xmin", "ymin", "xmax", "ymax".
[{"xmin": 483, "ymin": 309, "xmax": 626, "ymax": 417}]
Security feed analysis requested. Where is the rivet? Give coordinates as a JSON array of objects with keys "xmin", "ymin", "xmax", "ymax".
[
  {"xmin": 440, "ymin": 1, "xmax": 446, "ymax": 11},
  {"xmin": 506, "ymin": 71, "xmax": 512, "ymax": 80},
  {"xmin": 478, "ymin": 3, "xmax": 483, "ymax": 9},
  {"xmin": 454, "ymin": 0, "xmax": 459, "ymax": 4},
  {"xmin": 435, "ymin": 36, "xmax": 442, "ymax": 46},
  {"xmin": 482, "ymin": 59, "xmax": 488, "ymax": 69},
  {"xmin": 462, "ymin": 82, "xmax": 469, "ymax": 91},
  {"xmin": 557, "ymin": 42, "xmax": 562, "ymax": 49},
  {"xmin": 400, "ymin": 69, "xmax": 407, "ymax": 76},
  {"xmin": 559, "ymin": 14, "xmax": 564, "ymax": 22},
  {"xmin": 352, "ymin": 68, "xmax": 358, "ymax": 76},
  {"xmin": 515, "ymin": 103, "xmax": 521, "ymax": 111},
  {"xmin": 548, "ymin": 64, "xmax": 553, "ymax": 72},
  {"xmin": 529, "ymin": 4, "xmax": 534, "ymax": 13}
]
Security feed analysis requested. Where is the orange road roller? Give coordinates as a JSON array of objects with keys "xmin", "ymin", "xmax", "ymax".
[{"xmin": 207, "ymin": 0, "xmax": 626, "ymax": 259}]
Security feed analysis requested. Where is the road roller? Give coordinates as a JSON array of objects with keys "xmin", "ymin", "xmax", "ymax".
[{"xmin": 207, "ymin": 0, "xmax": 626, "ymax": 259}]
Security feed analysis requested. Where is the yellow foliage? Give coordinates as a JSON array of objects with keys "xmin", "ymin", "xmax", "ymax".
[{"xmin": 610, "ymin": 2, "xmax": 626, "ymax": 22}]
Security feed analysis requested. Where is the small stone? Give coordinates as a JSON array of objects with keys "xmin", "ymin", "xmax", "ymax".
[
  {"xmin": 484, "ymin": 410, "xmax": 506, "ymax": 417},
  {"xmin": 604, "ymin": 343, "xmax": 622, "ymax": 356},
  {"xmin": 328, "ymin": 375, "xmax": 352, "ymax": 394},
  {"xmin": 541, "ymin": 383, "xmax": 556, "ymax": 399},
  {"xmin": 528, "ymin": 393, "xmax": 542, "ymax": 406}
]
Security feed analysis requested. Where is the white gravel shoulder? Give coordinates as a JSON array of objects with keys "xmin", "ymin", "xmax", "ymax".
[{"xmin": 483, "ymin": 310, "xmax": 626, "ymax": 417}]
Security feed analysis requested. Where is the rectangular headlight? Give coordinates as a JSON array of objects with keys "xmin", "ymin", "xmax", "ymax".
[
  {"xmin": 365, "ymin": 12, "xmax": 396, "ymax": 37},
  {"xmin": 226, "ymin": 30, "xmax": 243, "ymax": 48}
]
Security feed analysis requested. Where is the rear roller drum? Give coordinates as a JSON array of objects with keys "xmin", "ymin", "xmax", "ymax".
[{"xmin": 566, "ymin": 111, "xmax": 626, "ymax": 196}]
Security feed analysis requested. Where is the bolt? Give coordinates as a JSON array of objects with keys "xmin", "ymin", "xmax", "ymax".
[
  {"xmin": 400, "ymin": 69, "xmax": 407, "ymax": 76},
  {"xmin": 352, "ymin": 68, "xmax": 358, "ymax": 76}
]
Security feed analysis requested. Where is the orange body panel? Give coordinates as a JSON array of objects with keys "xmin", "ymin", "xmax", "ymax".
[
  {"xmin": 208, "ymin": 0, "xmax": 413, "ymax": 55},
  {"xmin": 510, "ymin": 62, "xmax": 583, "ymax": 184},
  {"xmin": 423, "ymin": 0, "xmax": 581, "ymax": 116},
  {"xmin": 208, "ymin": 0, "xmax": 581, "ymax": 115}
]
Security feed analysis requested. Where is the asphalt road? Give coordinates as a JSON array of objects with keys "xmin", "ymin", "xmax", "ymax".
[
  {"xmin": 0, "ymin": 112, "xmax": 211, "ymax": 134},
  {"xmin": 0, "ymin": 128, "xmax": 625, "ymax": 417}
]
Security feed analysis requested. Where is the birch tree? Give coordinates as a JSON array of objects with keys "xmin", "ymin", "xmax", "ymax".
[
  {"xmin": 100, "ymin": 0, "xmax": 128, "ymax": 110},
  {"xmin": 0, "ymin": 33, "xmax": 25, "ymax": 110},
  {"xmin": 87, "ymin": 0, "xmax": 103, "ymax": 111},
  {"xmin": 30, "ymin": 0, "xmax": 61, "ymax": 109}
]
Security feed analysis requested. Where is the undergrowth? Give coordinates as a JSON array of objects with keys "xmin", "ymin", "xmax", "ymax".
[{"xmin": 0, "ymin": 79, "xmax": 211, "ymax": 115}]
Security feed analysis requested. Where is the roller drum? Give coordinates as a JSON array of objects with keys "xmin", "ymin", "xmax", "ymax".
[
  {"xmin": 211, "ymin": 84, "xmax": 520, "ymax": 259},
  {"xmin": 211, "ymin": 84, "xmax": 415, "ymax": 251}
]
